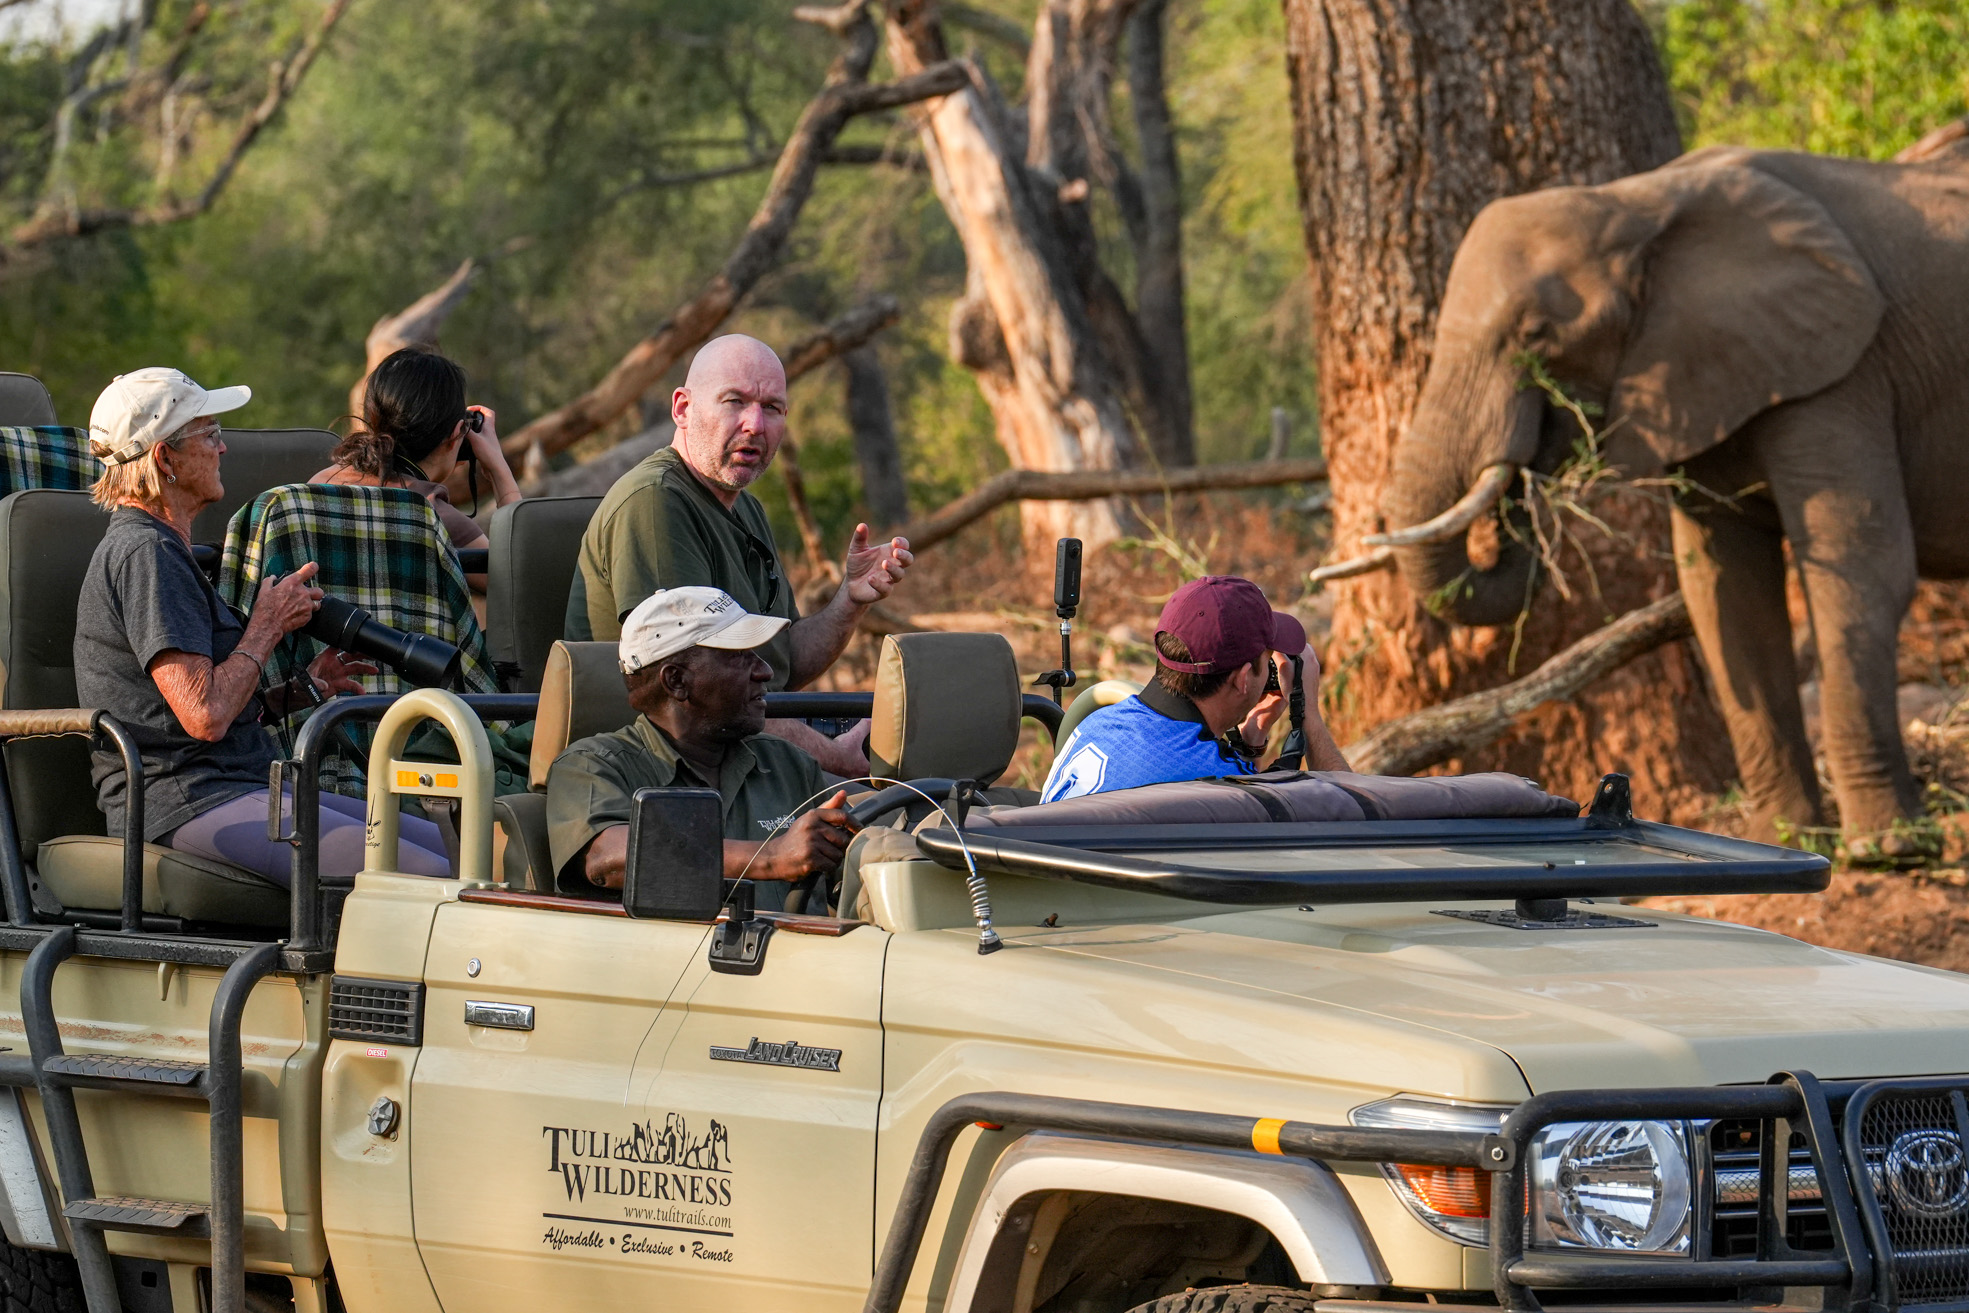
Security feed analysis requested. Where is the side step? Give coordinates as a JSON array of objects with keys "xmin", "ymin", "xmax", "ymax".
[
  {"xmin": 43, "ymin": 1054, "xmax": 207, "ymax": 1092},
  {"xmin": 64, "ymin": 1196, "xmax": 210, "ymax": 1237}
]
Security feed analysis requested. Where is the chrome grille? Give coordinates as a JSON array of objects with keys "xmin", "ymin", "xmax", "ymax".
[{"xmin": 1853, "ymin": 1092, "xmax": 1969, "ymax": 1305}]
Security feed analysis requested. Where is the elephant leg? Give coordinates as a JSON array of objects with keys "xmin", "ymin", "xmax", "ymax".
[
  {"xmin": 1760, "ymin": 399, "xmax": 1921, "ymax": 853},
  {"xmin": 1671, "ymin": 499, "xmax": 1821, "ymax": 842}
]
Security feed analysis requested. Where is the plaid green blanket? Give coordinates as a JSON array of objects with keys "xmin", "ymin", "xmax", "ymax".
[
  {"xmin": 217, "ymin": 482, "xmax": 497, "ymax": 706},
  {"xmin": 0, "ymin": 426, "xmax": 95, "ymax": 494}
]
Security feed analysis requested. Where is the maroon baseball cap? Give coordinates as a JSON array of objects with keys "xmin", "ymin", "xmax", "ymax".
[{"xmin": 1155, "ymin": 576, "xmax": 1307, "ymax": 674}]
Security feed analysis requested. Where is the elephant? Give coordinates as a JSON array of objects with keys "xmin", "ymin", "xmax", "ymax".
[{"xmin": 1373, "ymin": 144, "xmax": 1969, "ymax": 854}]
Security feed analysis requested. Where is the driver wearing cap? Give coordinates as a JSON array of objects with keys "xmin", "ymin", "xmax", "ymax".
[
  {"xmin": 545, "ymin": 586, "xmax": 859, "ymax": 905},
  {"xmin": 1041, "ymin": 576, "xmax": 1348, "ymax": 803}
]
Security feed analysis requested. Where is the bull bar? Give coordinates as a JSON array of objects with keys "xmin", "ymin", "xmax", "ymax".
[{"xmin": 868, "ymin": 1071, "xmax": 1969, "ymax": 1313}]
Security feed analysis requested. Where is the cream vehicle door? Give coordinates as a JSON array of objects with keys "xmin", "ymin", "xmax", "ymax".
[{"xmin": 407, "ymin": 891, "xmax": 888, "ymax": 1313}]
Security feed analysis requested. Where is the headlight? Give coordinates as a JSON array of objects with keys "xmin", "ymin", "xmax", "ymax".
[
  {"xmin": 1528, "ymin": 1120, "xmax": 1693, "ymax": 1254},
  {"xmin": 1352, "ymin": 1098, "xmax": 1694, "ymax": 1254},
  {"xmin": 1351, "ymin": 1097, "xmax": 1509, "ymax": 1246}
]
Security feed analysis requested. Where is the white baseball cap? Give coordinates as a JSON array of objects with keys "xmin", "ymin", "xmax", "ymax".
[
  {"xmin": 619, "ymin": 587, "xmax": 789, "ymax": 674},
  {"xmin": 89, "ymin": 367, "xmax": 252, "ymax": 466}
]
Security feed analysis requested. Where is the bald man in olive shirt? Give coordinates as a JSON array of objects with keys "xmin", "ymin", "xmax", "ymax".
[{"xmin": 567, "ymin": 335, "xmax": 912, "ymax": 773}]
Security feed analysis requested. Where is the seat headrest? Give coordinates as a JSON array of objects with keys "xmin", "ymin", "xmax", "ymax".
[
  {"xmin": 0, "ymin": 374, "xmax": 56, "ymax": 428},
  {"xmin": 486, "ymin": 496, "xmax": 602, "ymax": 693},
  {"xmin": 868, "ymin": 632, "xmax": 1021, "ymax": 788},
  {"xmin": 531, "ymin": 640, "xmax": 634, "ymax": 789},
  {"xmin": 188, "ymin": 429, "xmax": 337, "ymax": 544}
]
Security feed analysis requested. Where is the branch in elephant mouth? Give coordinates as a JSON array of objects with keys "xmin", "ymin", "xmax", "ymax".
[{"xmin": 1343, "ymin": 592, "xmax": 1693, "ymax": 777}]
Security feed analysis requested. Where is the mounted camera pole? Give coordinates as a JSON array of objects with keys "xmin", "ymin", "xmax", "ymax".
[{"xmin": 1033, "ymin": 538, "xmax": 1083, "ymax": 706}]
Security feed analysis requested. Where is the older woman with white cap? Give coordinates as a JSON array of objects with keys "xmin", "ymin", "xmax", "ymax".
[{"xmin": 72, "ymin": 367, "xmax": 450, "ymax": 894}]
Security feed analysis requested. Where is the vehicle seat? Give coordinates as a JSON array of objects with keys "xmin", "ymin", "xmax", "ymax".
[
  {"xmin": 1055, "ymin": 678, "xmax": 1144, "ymax": 750},
  {"xmin": 485, "ymin": 496, "xmax": 601, "ymax": 692},
  {"xmin": 0, "ymin": 490, "xmax": 286, "ymax": 927},
  {"xmin": 492, "ymin": 640, "xmax": 632, "ymax": 890},
  {"xmin": 0, "ymin": 374, "xmax": 56, "ymax": 427},
  {"xmin": 189, "ymin": 428, "xmax": 338, "ymax": 545}
]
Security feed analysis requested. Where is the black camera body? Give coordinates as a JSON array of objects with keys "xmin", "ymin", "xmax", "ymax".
[
  {"xmin": 460, "ymin": 409, "xmax": 484, "ymax": 433},
  {"xmin": 304, "ymin": 594, "xmax": 462, "ymax": 689}
]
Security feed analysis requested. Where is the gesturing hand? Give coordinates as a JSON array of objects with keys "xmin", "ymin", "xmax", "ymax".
[
  {"xmin": 258, "ymin": 562, "xmax": 324, "ymax": 637},
  {"xmin": 755, "ymin": 790, "xmax": 859, "ymax": 881},
  {"xmin": 840, "ymin": 524, "xmax": 913, "ymax": 607}
]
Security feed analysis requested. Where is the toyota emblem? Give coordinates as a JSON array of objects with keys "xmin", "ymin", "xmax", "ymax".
[{"xmin": 1885, "ymin": 1129, "xmax": 1969, "ymax": 1218}]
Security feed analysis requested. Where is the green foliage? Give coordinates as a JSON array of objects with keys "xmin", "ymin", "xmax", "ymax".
[{"xmin": 1661, "ymin": 0, "xmax": 1969, "ymax": 158}]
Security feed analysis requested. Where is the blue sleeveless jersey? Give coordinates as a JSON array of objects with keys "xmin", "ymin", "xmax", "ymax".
[{"xmin": 1041, "ymin": 694, "xmax": 1252, "ymax": 803}]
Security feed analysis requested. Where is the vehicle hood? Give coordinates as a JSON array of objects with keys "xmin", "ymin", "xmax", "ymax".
[{"xmin": 1012, "ymin": 902, "xmax": 1969, "ymax": 1092}]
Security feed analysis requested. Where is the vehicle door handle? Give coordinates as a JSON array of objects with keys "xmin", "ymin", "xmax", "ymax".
[{"xmin": 464, "ymin": 1000, "xmax": 534, "ymax": 1031}]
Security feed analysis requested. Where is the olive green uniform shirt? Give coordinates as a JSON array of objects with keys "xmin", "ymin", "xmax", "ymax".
[
  {"xmin": 544, "ymin": 715, "xmax": 827, "ymax": 911},
  {"xmin": 565, "ymin": 446, "xmax": 799, "ymax": 690}
]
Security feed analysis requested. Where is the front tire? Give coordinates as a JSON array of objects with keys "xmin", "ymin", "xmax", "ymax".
[
  {"xmin": 0, "ymin": 1236, "xmax": 85, "ymax": 1313},
  {"xmin": 1127, "ymin": 1286, "xmax": 1320, "ymax": 1313}
]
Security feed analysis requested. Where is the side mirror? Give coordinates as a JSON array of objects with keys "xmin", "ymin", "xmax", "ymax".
[{"xmin": 623, "ymin": 787, "xmax": 723, "ymax": 920}]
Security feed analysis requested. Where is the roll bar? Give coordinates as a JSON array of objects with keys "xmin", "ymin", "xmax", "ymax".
[{"xmin": 0, "ymin": 687, "xmax": 1062, "ymax": 960}]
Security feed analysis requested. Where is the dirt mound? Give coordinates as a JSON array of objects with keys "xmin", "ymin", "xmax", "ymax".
[{"xmin": 1645, "ymin": 871, "xmax": 1969, "ymax": 972}]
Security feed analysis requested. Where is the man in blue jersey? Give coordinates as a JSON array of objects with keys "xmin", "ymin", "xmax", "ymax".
[{"xmin": 1041, "ymin": 575, "xmax": 1348, "ymax": 802}]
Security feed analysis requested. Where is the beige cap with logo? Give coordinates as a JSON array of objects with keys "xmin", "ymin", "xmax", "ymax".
[
  {"xmin": 89, "ymin": 367, "xmax": 252, "ymax": 466},
  {"xmin": 618, "ymin": 587, "xmax": 790, "ymax": 674}
]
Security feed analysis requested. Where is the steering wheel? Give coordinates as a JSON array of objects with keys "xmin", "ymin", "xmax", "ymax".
[{"xmin": 846, "ymin": 778, "xmax": 962, "ymax": 828}]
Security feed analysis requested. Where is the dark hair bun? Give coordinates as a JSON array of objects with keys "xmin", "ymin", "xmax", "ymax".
[{"xmin": 330, "ymin": 347, "xmax": 468, "ymax": 477}]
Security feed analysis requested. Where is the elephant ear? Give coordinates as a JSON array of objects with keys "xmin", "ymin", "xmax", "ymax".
[{"xmin": 1604, "ymin": 157, "xmax": 1885, "ymax": 475}]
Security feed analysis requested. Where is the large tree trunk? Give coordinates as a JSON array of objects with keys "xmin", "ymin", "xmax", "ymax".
[
  {"xmin": 843, "ymin": 346, "xmax": 910, "ymax": 527},
  {"xmin": 1283, "ymin": 0, "xmax": 1735, "ymax": 820},
  {"xmin": 888, "ymin": 0, "xmax": 1193, "ymax": 549}
]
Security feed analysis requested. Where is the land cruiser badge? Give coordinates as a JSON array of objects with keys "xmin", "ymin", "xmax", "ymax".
[{"xmin": 708, "ymin": 1036, "xmax": 842, "ymax": 1072}]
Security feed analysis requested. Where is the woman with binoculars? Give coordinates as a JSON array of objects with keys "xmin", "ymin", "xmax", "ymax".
[
  {"xmin": 313, "ymin": 346, "xmax": 522, "ymax": 593},
  {"xmin": 72, "ymin": 368, "xmax": 451, "ymax": 889}
]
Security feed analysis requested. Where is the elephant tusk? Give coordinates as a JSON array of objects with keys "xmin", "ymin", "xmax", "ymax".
[
  {"xmin": 1309, "ymin": 546, "xmax": 1396, "ymax": 584},
  {"xmin": 1363, "ymin": 462, "xmax": 1520, "ymax": 548}
]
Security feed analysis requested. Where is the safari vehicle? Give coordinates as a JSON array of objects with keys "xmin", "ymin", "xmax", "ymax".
[{"xmin": 0, "ymin": 605, "xmax": 1966, "ymax": 1313}]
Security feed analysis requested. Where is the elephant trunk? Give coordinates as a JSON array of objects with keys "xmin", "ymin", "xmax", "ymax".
[{"xmin": 1382, "ymin": 382, "xmax": 1544, "ymax": 628}]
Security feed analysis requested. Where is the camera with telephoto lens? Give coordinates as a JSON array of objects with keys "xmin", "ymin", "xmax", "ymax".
[{"xmin": 304, "ymin": 595, "xmax": 462, "ymax": 689}]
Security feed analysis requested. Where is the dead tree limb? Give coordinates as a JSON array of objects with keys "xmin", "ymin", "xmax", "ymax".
[
  {"xmin": 4, "ymin": 0, "xmax": 350, "ymax": 257},
  {"xmin": 780, "ymin": 295, "xmax": 900, "ymax": 377},
  {"xmin": 501, "ymin": 6, "xmax": 964, "ymax": 464},
  {"xmin": 1896, "ymin": 117, "xmax": 1969, "ymax": 164},
  {"xmin": 350, "ymin": 258, "xmax": 479, "ymax": 418},
  {"xmin": 896, "ymin": 456, "xmax": 1328, "ymax": 552},
  {"xmin": 1343, "ymin": 593, "xmax": 1693, "ymax": 777}
]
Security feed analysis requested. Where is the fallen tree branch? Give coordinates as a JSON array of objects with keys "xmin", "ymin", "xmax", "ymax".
[
  {"xmin": 502, "ymin": 3, "xmax": 965, "ymax": 464},
  {"xmin": 1343, "ymin": 592, "xmax": 1692, "ymax": 777},
  {"xmin": 5, "ymin": 0, "xmax": 349, "ymax": 256},
  {"xmin": 896, "ymin": 457, "xmax": 1328, "ymax": 552}
]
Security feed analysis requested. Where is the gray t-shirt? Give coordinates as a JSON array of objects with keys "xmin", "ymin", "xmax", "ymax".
[{"xmin": 74, "ymin": 508, "xmax": 278, "ymax": 841}]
